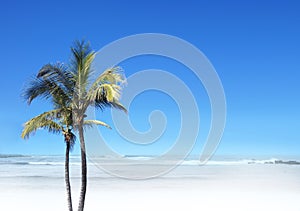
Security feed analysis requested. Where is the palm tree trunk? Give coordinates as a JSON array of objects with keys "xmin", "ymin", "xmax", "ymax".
[
  {"xmin": 78, "ymin": 125, "xmax": 87, "ymax": 211},
  {"xmin": 65, "ymin": 141, "xmax": 73, "ymax": 211}
]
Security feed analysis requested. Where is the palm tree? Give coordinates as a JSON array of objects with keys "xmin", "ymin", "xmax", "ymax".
[
  {"xmin": 21, "ymin": 63, "xmax": 76, "ymax": 211},
  {"xmin": 70, "ymin": 41, "xmax": 126, "ymax": 211},
  {"xmin": 21, "ymin": 65, "xmax": 76, "ymax": 211},
  {"xmin": 22, "ymin": 40, "xmax": 126, "ymax": 211}
]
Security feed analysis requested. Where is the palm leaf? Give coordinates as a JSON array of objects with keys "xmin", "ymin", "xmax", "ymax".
[
  {"xmin": 108, "ymin": 101, "xmax": 127, "ymax": 114},
  {"xmin": 37, "ymin": 63, "xmax": 75, "ymax": 94},
  {"xmin": 24, "ymin": 75, "xmax": 71, "ymax": 106},
  {"xmin": 21, "ymin": 110, "xmax": 63, "ymax": 139},
  {"xmin": 89, "ymin": 67, "xmax": 125, "ymax": 92},
  {"xmin": 85, "ymin": 66, "xmax": 127, "ymax": 113},
  {"xmin": 83, "ymin": 119, "xmax": 111, "ymax": 129}
]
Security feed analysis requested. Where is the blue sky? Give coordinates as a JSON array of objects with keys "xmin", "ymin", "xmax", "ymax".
[{"xmin": 0, "ymin": 0, "xmax": 299, "ymax": 158}]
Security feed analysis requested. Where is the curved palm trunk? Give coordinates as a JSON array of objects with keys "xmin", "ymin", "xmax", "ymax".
[
  {"xmin": 78, "ymin": 125, "xmax": 87, "ymax": 211},
  {"xmin": 65, "ymin": 141, "xmax": 73, "ymax": 211}
]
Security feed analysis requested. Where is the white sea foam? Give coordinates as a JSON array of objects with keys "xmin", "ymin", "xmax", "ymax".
[{"xmin": 1, "ymin": 155, "xmax": 299, "ymax": 167}]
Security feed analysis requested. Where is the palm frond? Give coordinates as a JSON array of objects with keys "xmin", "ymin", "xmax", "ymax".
[
  {"xmin": 70, "ymin": 41, "xmax": 93, "ymax": 78},
  {"xmin": 85, "ymin": 66, "xmax": 127, "ymax": 113},
  {"xmin": 37, "ymin": 63, "xmax": 75, "ymax": 94},
  {"xmin": 108, "ymin": 101, "xmax": 128, "ymax": 114},
  {"xmin": 23, "ymin": 77, "xmax": 53, "ymax": 104},
  {"xmin": 21, "ymin": 110, "xmax": 63, "ymax": 139},
  {"xmin": 88, "ymin": 83, "xmax": 120, "ymax": 102},
  {"xmin": 82, "ymin": 52, "xmax": 95, "ymax": 77},
  {"xmin": 23, "ymin": 75, "xmax": 71, "ymax": 106},
  {"xmin": 83, "ymin": 119, "xmax": 111, "ymax": 129},
  {"xmin": 70, "ymin": 41, "xmax": 96, "ymax": 105},
  {"xmin": 89, "ymin": 67, "xmax": 126, "ymax": 92}
]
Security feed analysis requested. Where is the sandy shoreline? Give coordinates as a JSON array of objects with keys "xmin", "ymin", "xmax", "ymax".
[{"xmin": 1, "ymin": 164, "xmax": 300, "ymax": 211}]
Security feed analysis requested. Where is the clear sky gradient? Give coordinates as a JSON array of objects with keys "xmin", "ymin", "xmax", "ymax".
[{"xmin": 0, "ymin": 0, "xmax": 299, "ymax": 158}]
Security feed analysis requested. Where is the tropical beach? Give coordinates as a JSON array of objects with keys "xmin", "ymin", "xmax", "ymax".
[{"xmin": 1, "ymin": 1, "xmax": 300, "ymax": 211}]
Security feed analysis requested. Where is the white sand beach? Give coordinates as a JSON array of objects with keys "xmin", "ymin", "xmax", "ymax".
[{"xmin": 1, "ymin": 156, "xmax": 300, "ymax": 211}]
